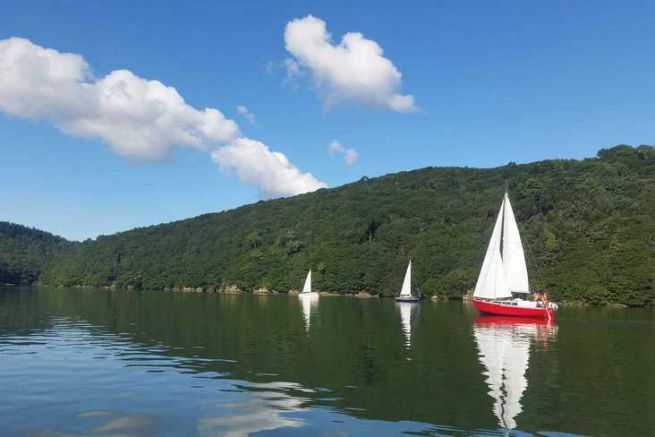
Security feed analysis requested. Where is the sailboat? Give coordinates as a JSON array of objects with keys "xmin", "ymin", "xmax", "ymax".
[
  {"xmin": 473, "ymin": 192, "xmax": 558, "ymax": 319},
  {"xmin": 395, "ymin": 260, "xmax": 420, "ymax": 302},
  {"xmin": 298, "ymin": 270, "xmax": 319, "ymax": 299}
]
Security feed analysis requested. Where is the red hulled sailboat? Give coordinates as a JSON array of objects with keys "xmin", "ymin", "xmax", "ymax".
[{"xmin": 473, "ymin": 192, "xmax": 558, "ymax": 319}]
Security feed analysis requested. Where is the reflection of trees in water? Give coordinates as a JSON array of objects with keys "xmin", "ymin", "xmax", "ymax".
[
  {"xmin": 4, "ymin": 288, "xmax": 655, "ymax": 435},
  {"xmin": 0, "ymin": 287, "xmax": 54, "ymax": 337},
  {"xmin": 4, "ymin": 289, "xmax": 497, "ymax": 430}
]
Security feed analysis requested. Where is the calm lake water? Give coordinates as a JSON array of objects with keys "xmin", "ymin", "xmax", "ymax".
[{"xmin": 0, "ymin": 287, "xmax": 653, "ymax": 436}]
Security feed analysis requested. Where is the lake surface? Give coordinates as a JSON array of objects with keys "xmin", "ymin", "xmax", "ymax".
[{"xmin": 0, "ymin": 287, "xmax": 653, "ymax": 436}]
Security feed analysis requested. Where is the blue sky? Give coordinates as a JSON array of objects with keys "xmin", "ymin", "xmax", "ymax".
[{"xmin": 1, "ymin": 0, "xmax": 654, "ymax": 240}]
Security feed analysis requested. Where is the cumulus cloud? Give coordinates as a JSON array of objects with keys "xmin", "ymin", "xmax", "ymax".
[
  {"xmin": 284, "ymin": 15, "xmax": 416, "ymax": 112},
  {"xmin": 236, "ymin": 105, "xmax": 256, "ymax": 124},
  {"xmin": 0, "ymin": 37, "xmax": 325, "ymax": 198},
  {"xmin": 329, "ymin": 140, "xmax": 358, "ymax": 165},
  {"xmin": 212, "ymin": 138, "xmax": 326, "ymax": 199},
  {"xmin": 0, "ymin": 37, "xmax": 238, "ymax": 161}
]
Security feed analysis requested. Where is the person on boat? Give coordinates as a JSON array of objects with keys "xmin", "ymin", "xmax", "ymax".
[{"xmin": 532, "ymin": 292, "xmax": 543, "ymax": 307}]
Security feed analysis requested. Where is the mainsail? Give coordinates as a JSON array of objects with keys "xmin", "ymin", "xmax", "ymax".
[
  {"xmin": 474, "ymin": 194, "xmax": 529, "ymax": 299},
  {"xmin": 501, "ymin": 194, "xmax": 530, "ymax": 293},
  {"xmin": 399, "ymin": 260, "xmax": 412, "ymax": 297},
  {"xmin": 301, "ymin": 270, "xmax": 312, "ymax": 294}
]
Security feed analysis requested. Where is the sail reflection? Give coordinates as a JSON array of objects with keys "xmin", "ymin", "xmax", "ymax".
[
  {"xmin": 396, "ymin": 302, "xmax": 419, "ymax": 348},
  {"xmin": 473, "ymin": 316, "xmax": 557, "ymax": 430},
  {"xmin": 299, "ymin": 294, "xmax": 319, "ymax": 332}
]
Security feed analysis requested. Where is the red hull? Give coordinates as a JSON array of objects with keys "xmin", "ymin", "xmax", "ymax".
[{"xmin": 473, "ymin": 299, "xmax": 555, "ymax": 319}]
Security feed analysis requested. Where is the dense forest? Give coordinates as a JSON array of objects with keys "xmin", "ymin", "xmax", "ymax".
[
  {"xmin": 0, "ymin": 222, "xmax": 73, "ymax": 285},
  {"xmin": 21, "ymin": 144, "xmax": 651, "ymax": 307}
]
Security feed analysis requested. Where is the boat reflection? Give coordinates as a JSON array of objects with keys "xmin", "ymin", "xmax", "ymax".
[
  {"xmin": 299, "ymin": 294, "xmax": 319, "ymax": 332},
  {"xmin": 396, "ymin": 302, "xmax": 419, "ymax": 348},
  {"xmin": 473, "ymin": 316, "xmax": 557, "ymax": 430}
]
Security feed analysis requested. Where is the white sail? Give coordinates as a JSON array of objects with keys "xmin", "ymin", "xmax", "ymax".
[
  {"xmin": 501, "ymin": 194, "xmax": 530, "ymax": 293},
  {"xmin": 474, "ymin": 201, "xmax": 512, "ymax": 299},
  {"xmin": 399, "ymin": 260, "xmax": 412, "ymax": 297},
  {"xmin": 301, "ymin": 270, "xmax": 312, "ymax": 294},
  {"xmin": 473, "ymin": 321, "xmax": 533, "ymax": 429}
]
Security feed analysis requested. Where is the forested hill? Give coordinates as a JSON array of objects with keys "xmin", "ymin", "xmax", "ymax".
[
  {"xmin": 36, "ymin": 145, "xmax": 655, "ymax": 306},
  {"xmin": 0, "ymin": 222, "xmax": 73, "ymax": 285}
]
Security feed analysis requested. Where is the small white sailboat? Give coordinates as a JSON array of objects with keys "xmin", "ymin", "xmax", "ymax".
[
  {"xmin": 473, "ymin": 192, "xmax": 558, "ymax": 319},
  {"xmin": 395, "ymin": 260, "xmax": 420, "ymax": 302},
  {"xmin": 298, "ymin": 270, "xmax": 318, "ymax": 298}
]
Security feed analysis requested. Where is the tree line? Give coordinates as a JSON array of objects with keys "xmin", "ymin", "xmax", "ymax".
[
  {"xmin": 2, "ymin": 145, "xmax": 653, "ymax": 306},
  {"xmin": 0, "ymin": 222, "xmax": 73, "ymax": 285}
]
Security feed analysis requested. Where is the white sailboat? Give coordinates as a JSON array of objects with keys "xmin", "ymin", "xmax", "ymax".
[
  {"xmin": 298, "ymin": 270, "xmax": 318, "ymax": 298},
  {"xmin": 473, "ymin": 192, "xmax": 557, "ymax": 319},
  {"xmin": 298, "ymin": 270, "xmax": 318, "ymax": 331},
  {"xmin": 395, "ymin": 260, "xmax": 420, "ymax": 302}
]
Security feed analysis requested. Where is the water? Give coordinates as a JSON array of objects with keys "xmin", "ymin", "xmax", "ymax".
[{"xmin": 0, "ymin": 287, "xmax": 653, "ymax": 436}]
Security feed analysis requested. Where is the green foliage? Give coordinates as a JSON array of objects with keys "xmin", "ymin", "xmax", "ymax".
[
  {"xmin": 23, "ymin": 145, "xmax": 655, "ymax": 306},
  {"xmin": 0, "ymin": 222, "xmax": 73, "ymax": 285}
]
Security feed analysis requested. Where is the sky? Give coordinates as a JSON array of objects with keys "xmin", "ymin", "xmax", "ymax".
[{"xmin": 1, "ymin": 0, "xmax": 654, "ymax": 241}]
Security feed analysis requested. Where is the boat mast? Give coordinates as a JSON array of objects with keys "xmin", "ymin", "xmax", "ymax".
[
  {"xmin": 412, "ymin": 262, "xmax": 420, "ymax": 298},
  {"xmin": 400, "ymin": 260, "xmax": 412, "ymax": 297},
  {"xmin": 499, "ymin": 187, "xmax": 506, "ymax": 259}
]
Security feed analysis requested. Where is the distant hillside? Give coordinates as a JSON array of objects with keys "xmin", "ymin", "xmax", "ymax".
[
  {"xmin": 36, "ymin": 145, "xmax": 655, "ymax": 306},
  {"xmin": 0, "ymin": 222, "xmax": 73, "ymax": 285}
]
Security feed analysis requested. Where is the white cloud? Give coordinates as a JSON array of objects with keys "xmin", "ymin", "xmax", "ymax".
[
  {"xmin": 329, "ymin": 140, "xmax": 343, "ymax": 155},
  {"xmin": 236, "ymin": 105, "xmax": 256, "ymax": 124},
  {"xmin": 0, "ymin": 37, "xmax": 326, "ymax": 198},
  {"xmin": 328, "ymin": 140, "xmax": 358, "ymax": 165},
  {"xmin": 0, "ymin": 37, "xmax": 238, "ymax": 161},
  {"xmin": 284, "ymin": 58, "xmax": 300, "ymax": 78},
  {"xmin": 344, "ymin": 148, "xmax": 359, "ymax": 165},
  {"xmin": 284, "ymin": 15, "xmax": 416, "ymax": 112},
  {"xmin": 212, "ymin": 137, "xmax": 326, "ymax": 199}
]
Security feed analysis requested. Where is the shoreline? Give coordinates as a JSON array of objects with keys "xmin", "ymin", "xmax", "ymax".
[{"xmin": 12, "ymin": 283, "xmax": 652, "ymax": 308}]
